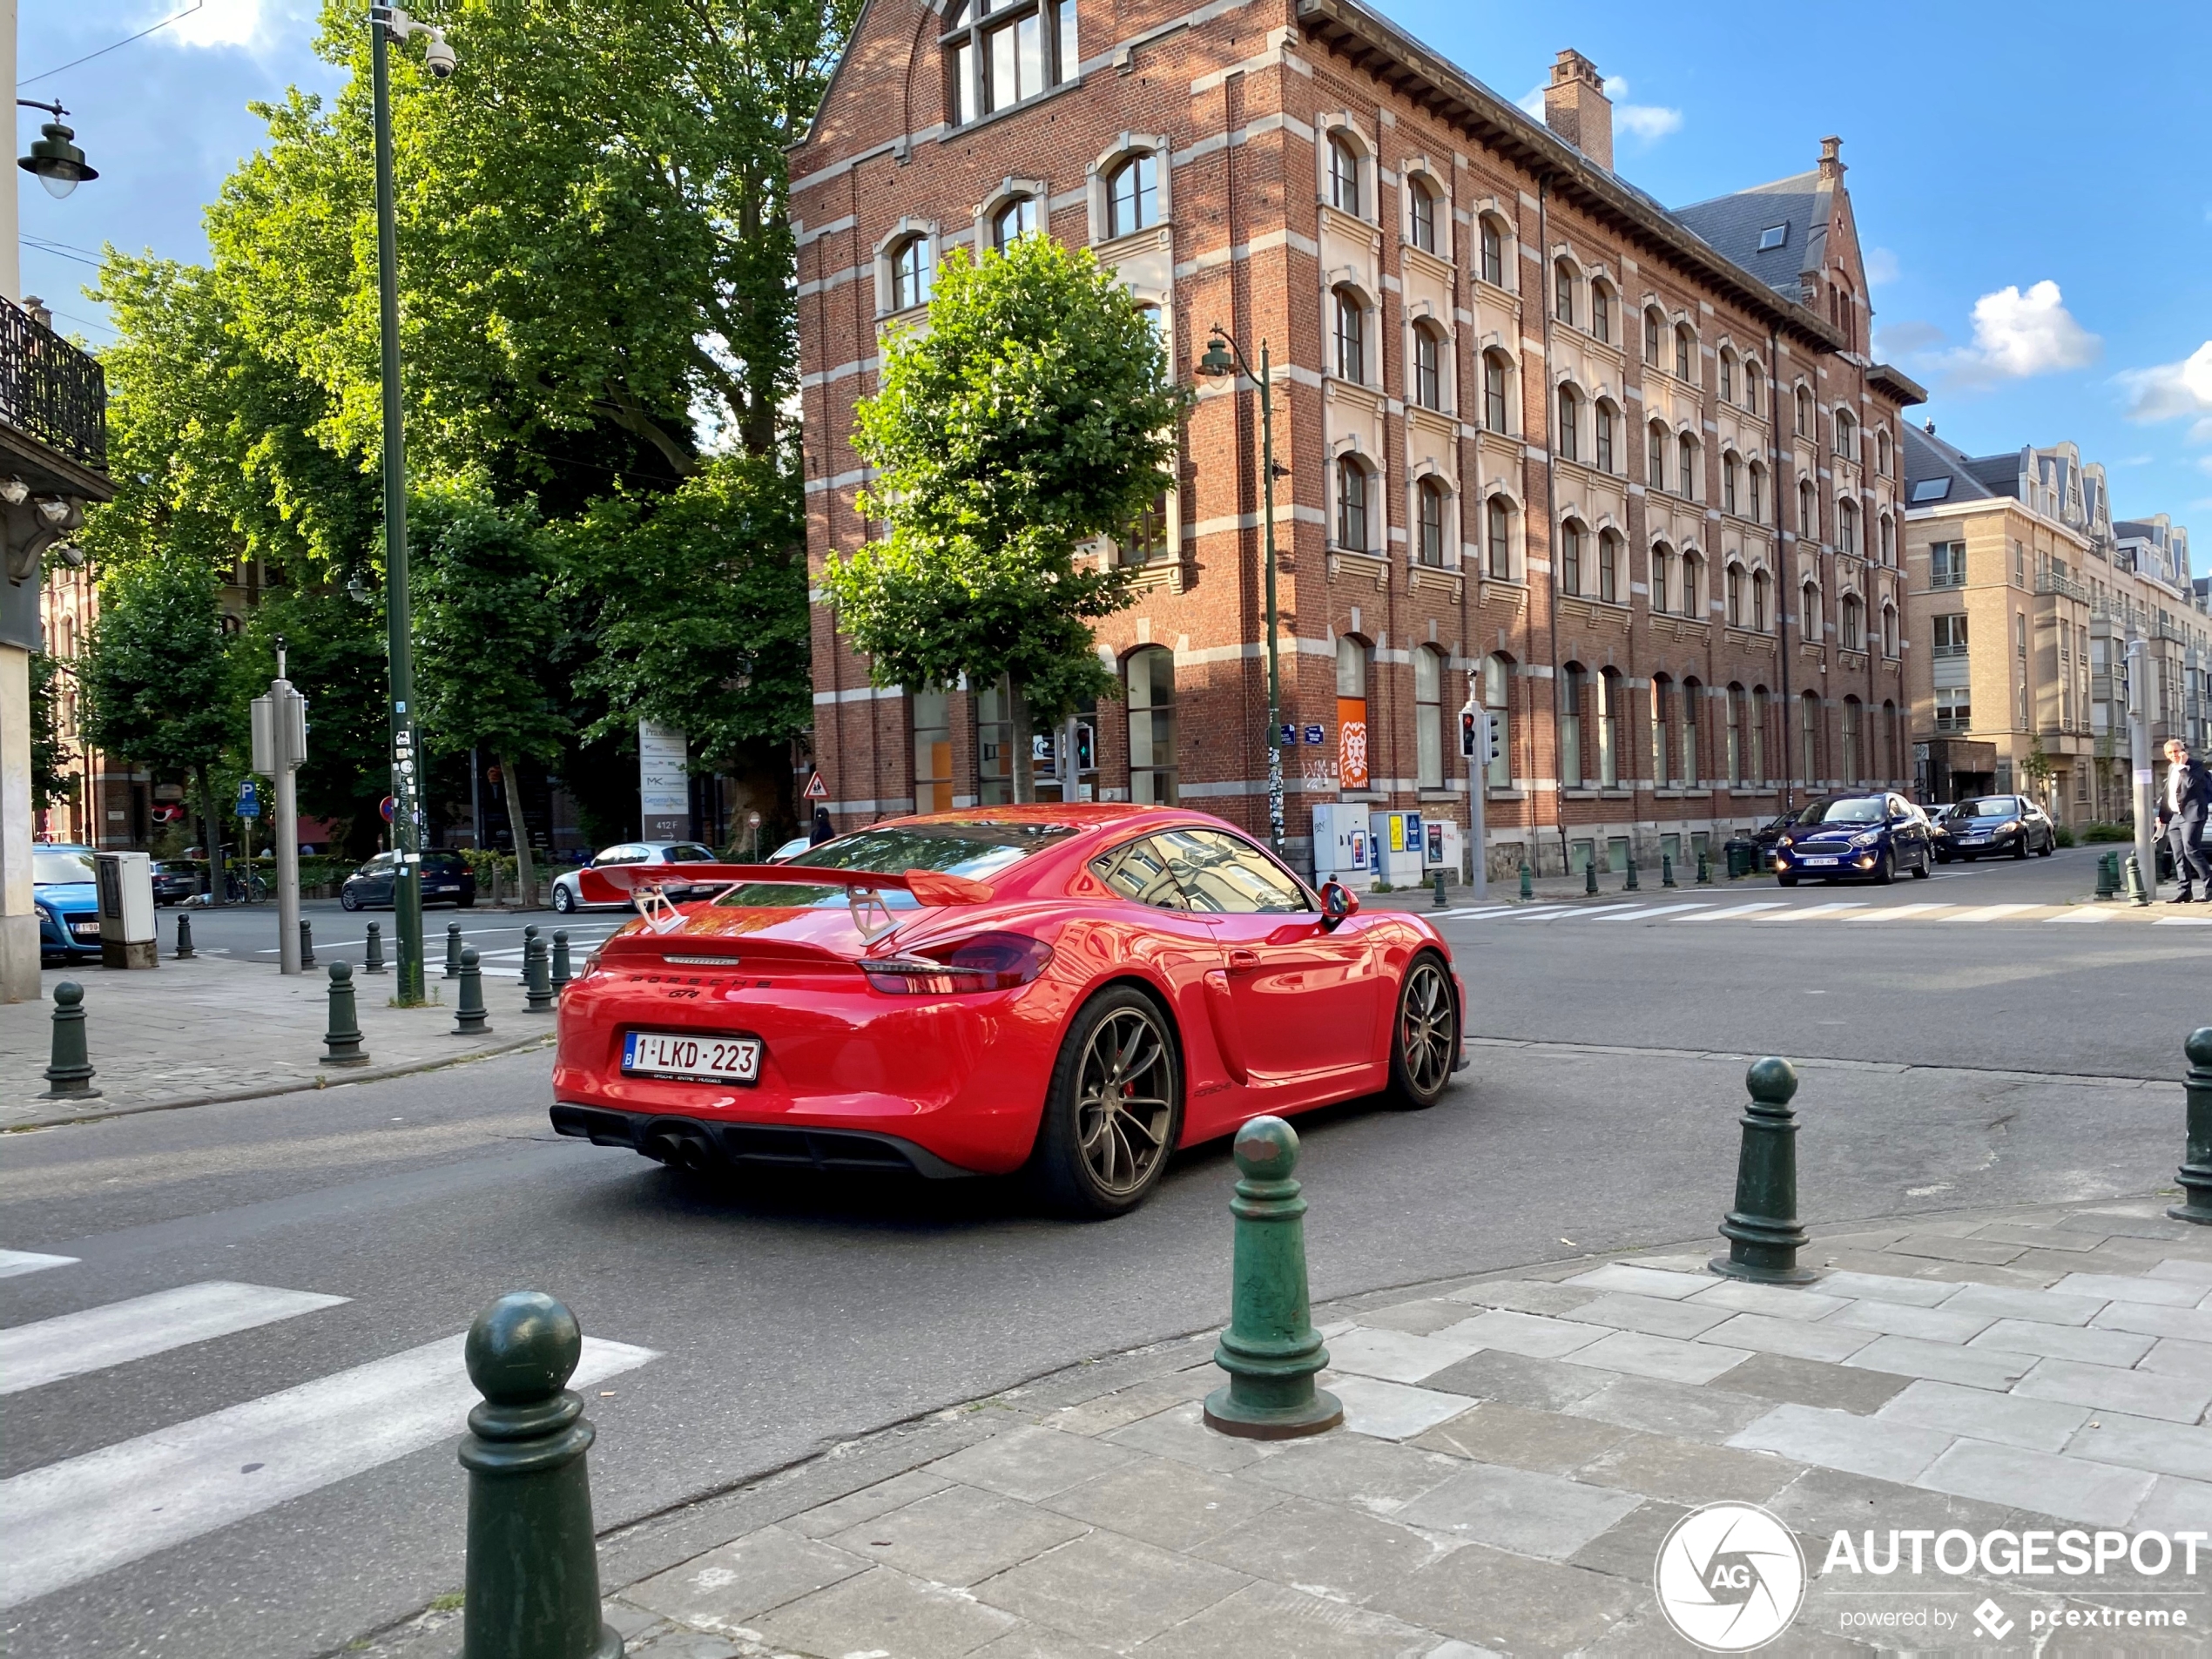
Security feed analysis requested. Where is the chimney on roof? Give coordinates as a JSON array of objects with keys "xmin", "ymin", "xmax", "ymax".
[
  {"xmin": 1818, "ymin": 135, "xmax": 1846, "ymax": 181},
  {"xmin": 1543, "ymin": 50, "xmax": 1612, "ymax": 172}
]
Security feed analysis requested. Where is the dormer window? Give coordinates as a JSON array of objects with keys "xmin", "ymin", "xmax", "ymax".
[
  {"xmin": 1757, "ymin": 224, "xmax": 1787, "ymax": 251},
  {"xmin": 945, "ymin": 0, "xmax": 1079, "ymax": 126}
]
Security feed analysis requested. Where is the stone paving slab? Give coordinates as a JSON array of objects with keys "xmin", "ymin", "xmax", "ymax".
[{"xmin": 0, "ymin": 955, "xmax": 543, "ymax": 1128}]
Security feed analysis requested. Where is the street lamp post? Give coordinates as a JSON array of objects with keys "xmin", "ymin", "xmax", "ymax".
[
  {"xmin": 16, "ymin": 100, "xmax": 98, "ymax": 199},
  {"xmin": 1197, "ymin": 329, "xmax": 1285, "ymax": 858},
  {"xmin": 367, "ymin": 3, "xmax": 453, "ymax": 1004}
]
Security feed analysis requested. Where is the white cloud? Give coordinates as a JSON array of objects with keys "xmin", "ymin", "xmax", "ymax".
[
  {"xmin": 1517, "ymin": 84, "xmax": 1548, "ymax": 118},
  {"xmin": 1938, "ymin": 280, "xmax": 2101, "ymax": 388},
  {"xmin": 159, "ymin": 0, "xmax": 280, "ymax": 51},
  {"xmin": 1516, "ymin": 76, "xmax": 1682, "ymax": 145},
  {"xmin": 2117, "ymin": 341, "xmax": 2212, "ymax": 445},
  {"xmin": 1864, "ymin": 247, "xmax": 1900, "ymax": 286}
]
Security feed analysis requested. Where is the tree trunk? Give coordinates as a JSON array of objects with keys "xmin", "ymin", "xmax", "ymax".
[
  {"xmin": 198, "ymin": 763, "xmax": 226, "ymax": 907},
  {"xmin": 499, "ymin": 752, "xmax": 536, "ymax": 907},
  {"xmin": 1009, "ymin": 682, "xmax": 1035, "ymax": 804}
]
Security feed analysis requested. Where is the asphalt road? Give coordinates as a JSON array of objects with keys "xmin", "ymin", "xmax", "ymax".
[
  {"xmin": 157, "ymin": 896, "xmax": 633, "ymax": 979},
  {"xmin": 2, "ymin": 844, "xmax": 2204, "ymax": 1656}
]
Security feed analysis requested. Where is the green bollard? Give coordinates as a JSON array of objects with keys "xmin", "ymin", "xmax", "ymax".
[
  {"xmin": 524, "ymin": 927, "xmax": 555, "ymax": 1015},
  {"xmin": 39, "ymin": 981, "xmax": 101, "ymax": 1100},
  {"xmin": 1431, "ymin": 869, "xmax": 1448, "ymax": 909},
  {"xmin": 459, "ymin": 1291, "xmax": 624, "ymax": 1659},
  {"xmin": 1710, "ymin": 1058, "xmax": 1816, "ymax": 1284},
  {"xmin": 300, "ymin": 918, "xmax": 315, "ymax": 966},
  {"xmin": 2126, "ymin": 853, "xmax": 2150, "ymax": 907},
  {"xmin": 364, "ymin": 921, "xmax": 386, "ymax": 974},
  {"xmin": 1661, "ymin": 853, "xmax": 1676, "ymax": 889},
  {"xmin": 1624, "ymin": 854, "xmax": 1640, "ymax": 893},
  {"xmin": 2094, "ymin": 851, "xmax": 2118, "ymax": 900},
  {"xmin": 1584, "ymin": 858, "xmax": 1599, "ymax": 896},
  {"xmin": 1696, "ymin": 849, "xmax": 1712, "ymax": 885},
  {"xmin": 551, "ymin": 930, "xmax": 573, "ymax": 990},
  {"xmin": 1203, "ymin": 1116, "xmax": 1343, "ymax": 1440},
  {"xmin": 455, "ymin": 947, "xmax": 492, "ymax": 1036},
  {"xmin": 174, "ymin": 913, "xmax": 196, "ymax": 960},
  {"xmin": 1518, "ymin": 861, "xmax": 1534, "ymax": 900},
  {"xmin": 2168, "ymin": 1028, "xmax": 2212, "ymax": 1225},
  {"xmin": 321, "ymin": 961, "xmax": 370, "ymax": 1067},
  {"xmin": 446, "ymin": 921, "xmax": 465, "ymax": 980}
]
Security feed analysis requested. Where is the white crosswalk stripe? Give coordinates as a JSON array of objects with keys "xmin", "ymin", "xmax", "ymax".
[
  {"xmin": 1942, "ymin": 904, "xmax": 2040, "ymax": 923},
  {"xmin": 2046, "ymin": 909, "xmax": 2111, "ymax": 922},
  {"xmin": 1440, "ymin": 897, "xmax": 2150, "ymax": 928},
  {"xmin": 1758, "ymin": 902, "xmax": 1868, "ymax": 921},
  {"xmin": 1593, "ymin": 903, "xmax": 1714, "ymax": 922},
  {"xmin": 2155, "ymin": 915, "xmax": 2212, "ymax": 927},
  {"xmin": 0, "ymin": 1250, "xmax": 78, "ymax": 1279},
  {"xmin": 0, "ymin": 1328, "xmax": 655, "ymax": 1609},
  {"xmin": 1679, "ymin": 902, "xmax": 1791, "ymax": 921},
  {"xmin": 1844, "ymin": 903, "xmax": 1952, "ymax": 922},
  {"xmin": 0, "ymin": 1282, "xmax": 348, "ymax": 1396}
]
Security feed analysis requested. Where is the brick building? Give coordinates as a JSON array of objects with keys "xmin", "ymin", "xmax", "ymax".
[{"xmin": 792, "ymin": 0, "xmax": 1925, "ymax": 880}]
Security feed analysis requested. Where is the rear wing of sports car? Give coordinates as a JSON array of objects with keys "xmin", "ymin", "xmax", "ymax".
[{"xmin": 577, "ymin": 862, "xmax": 994, "ymax": 940}]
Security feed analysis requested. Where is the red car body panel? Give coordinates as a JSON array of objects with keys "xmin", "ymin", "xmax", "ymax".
[{"xmin": 550, "ymin": 805, "xmax": 1462, "ymax": 1175}]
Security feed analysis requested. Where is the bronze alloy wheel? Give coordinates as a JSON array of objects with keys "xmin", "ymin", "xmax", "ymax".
[
  {"xmin": 1390, "ymin": 953, "xmax": 1457, "ymax": 1107},
  {"xmin": 1076, "ymin": 1006, "xmax": 1175, "ymax": 1197}
]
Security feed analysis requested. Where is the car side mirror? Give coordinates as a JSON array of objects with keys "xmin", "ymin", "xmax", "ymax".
[{"xmin": 1320, "ymin": 880, "xmax": 1359, "ymax": 926}]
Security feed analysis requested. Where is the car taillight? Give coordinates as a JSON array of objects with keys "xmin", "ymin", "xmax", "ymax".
[{"xmin": 862, "ymin": 932, "xmax": 1053, "ymax": 995}]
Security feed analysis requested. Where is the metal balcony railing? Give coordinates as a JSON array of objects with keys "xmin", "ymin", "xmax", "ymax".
[
  {"xmin": 2035, "ymin": 570, "xmax": 2087, "ymax": 602},
  {"xmin": 0, "ymin": 300, "xmax": 107, "ymax": 472}
]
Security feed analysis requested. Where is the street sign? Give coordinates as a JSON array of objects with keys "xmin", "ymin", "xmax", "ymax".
[
  {"xmin": 1279, "ymin": 723, "xmax": 1297, "ymax": 746},
  {"xmin": 380, "ymin": 795, "xmax": 397, "ymax": 823},
  {"xmin": 1303, "ymin": 724, "xmax": 1324, "ymax": 745},
  {"xmin": 804, "ymin": 772, "xmax": 828, "ymax": 800},
  {"xmin": 235, "ymin": 780, "xmax": 260, "ymax": 819}
]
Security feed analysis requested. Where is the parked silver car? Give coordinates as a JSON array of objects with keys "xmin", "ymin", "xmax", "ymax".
[{"xmin": 550, "ymin": 841, "xmax": 719, "ymax": 913}]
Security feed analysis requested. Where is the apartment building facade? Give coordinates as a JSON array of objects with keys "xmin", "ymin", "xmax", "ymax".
[
  {"xmin": 792, "ymin": 0, "xmax": 1925, "ymax": 879},
  {"xmin": 1900, "ymin": 426, "xmax": 2207, "ymax": 824}
]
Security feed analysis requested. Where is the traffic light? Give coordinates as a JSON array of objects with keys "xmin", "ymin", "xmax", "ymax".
[
  {"xmin": 1460, "ymin": 705, "xmax": 1480, "ymax": 759},
  {"xmin": 1460, "ymin": 706, "xmax": 1504, "ymax": 764}
]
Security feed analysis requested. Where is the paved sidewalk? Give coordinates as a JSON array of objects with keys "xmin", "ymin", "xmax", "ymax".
[
  {"xmin": 0, "ymin": 954, "xmax": 549, "ymax": 1129},
  {"xmin": 372, "ymin": 1197, "xmax": 2212, "ymax": 1657}
]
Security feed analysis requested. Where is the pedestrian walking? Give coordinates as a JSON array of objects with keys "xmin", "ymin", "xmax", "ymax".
[
  {"xmin": 810, "ymin": 805, "xmax": 834, "ymax": 846},
  {"xmin": 2157, "ymin": 738, "xmax": 2212, "ymax": 904}
]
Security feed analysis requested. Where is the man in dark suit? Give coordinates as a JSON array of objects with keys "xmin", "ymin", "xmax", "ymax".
[{"xmin": 2157, "ymin": 738, "xmax": 2212, "ymax": 903}]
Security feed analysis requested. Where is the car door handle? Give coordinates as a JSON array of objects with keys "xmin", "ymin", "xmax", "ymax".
[{"xmin": 1227, "ymin": 948, "xmax": 1260, "ymax": 974}]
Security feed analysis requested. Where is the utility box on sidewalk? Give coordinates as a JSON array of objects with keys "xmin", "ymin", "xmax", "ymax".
[
  {"xmin": 1311, "ymin": 803, "xmax": 1374, "ymax": 890},
  {"xmin": 94, "ymin": 851, "xmax": 159, "ymax": 970}
]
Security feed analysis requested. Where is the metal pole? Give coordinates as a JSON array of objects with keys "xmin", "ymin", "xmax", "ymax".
[
  {"xmin": 1467, "ymin": 683, "xmax": 1488, "ymax": 901},
  {"xmin": 2128, "ymin": 637, "xmax": 2155, "ymax": 899},
  {"xmin": 372, "ymin": 6, "xmax": 425, "ymax": 1004},
  {"xmin": 1259, "ymin": 341, "xmax": 1283, "ymax": 859},
  {"xmin": 274, "ymin": 678, "xmax": 302, "ymax": 974}
]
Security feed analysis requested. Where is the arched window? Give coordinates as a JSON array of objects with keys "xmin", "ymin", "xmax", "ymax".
[
  {"xmin": 1725, "ymin": 684, "xmax": 1745, "ymax": 786},
  {"xmin": 1482, "ymin": 352, "xmax": 1511, "ymax": 433},
  {"xmin": 1752, "ymin": 570, "xmax": 1770, "ymax": 633},
  {"xmin": 1407, "ymin": 175, "xmax": 1439, "ymax": 253},
  {"xmin": 1675, "ymin": 323, "xmax": 1694, "ymax": 381},
  {"xmin": 945, "ymin": 0, "xmax": 1079, "ymax": 124},
  {"xmin": 1651, "ymin": 674, "xmax": 1675, "ymax": 785},
  {"xmin": 1801, "ymin": 579, "xmax": 1821, "ymax": 643},
  {"xmin": 1416, "ymin": 477, "xmax": 1447, "ymax": 567},
  {"xmin": 1878, "ymin": 513, "xmax": 1895, "ymax": 566},
  {"xmin": 1794, "ymin": 384, "xmax": 1812, "ymax": 436},
  {"xmin": 1335, "ymin": 455, "xmax": 1371, "ymax": 550},
  {"xmin": 1718, "ymin": 349, "xmax": 1735, "ymax": 404},
  {"xmin": 1327, "ymin": 132, "xmax": 1362, "ymax": 216},
  {"xmin": 1881, "ymin": 603, "xmax": 1898, "ymax": 659},
  {"xmin": 1723, "ymin": 453, "xmax": 1740, "ymax": 516},
  {"xmin": 1800, "ymin": 691, "xmax": 1821, "ymax": 784},
  {"xmin": 1554, "ymin": 260, "xmax": 1575, "ymax": 327},
  {"xmin": 1106, "ymin": 152, "xmax": 1158, "ymax": 238},
  {"xmin": 1336, "ymin": 636, "xmax": 1372, "ymax": 791},
  {"xmin": 1747, "ymin": 462, "xmax": 1765, "ymax": 523},
  {"xmin": 1332, "ymin": 286, "xmax": 1366, "ymax": 381},
  {"xmin": 1415, "ymin": 644, "xmax": 1447, "ymax": 788},
  {"xmin": 1559, "ymin": 664, "xmax": 1587, "ymax": 787},
  {"xmin": 1798, "ymin": 479, "xmax": 1818, "ymax": 542},
  {"xmin": 1412, "ymin": 323, "xmax": 1443, "ymax": 410},
  {"xmin": 1726, "ymin": 562, "xmax": 1744, "ymax": 627},
  {"xmin": 1647, "ymin": 420, "xmax": 1669, "ymax": 490},
  {"xmin": 1834, "ymin": 408, "xmax": 1857, "ymax": 459},
  {"xmin": 1590, "ymin": 280, "xmax": 1613, "ymax": 344},
  {"xmin": 1743, "ymin": 359, "xmax": 1759, "ymax": 413},
  {"xmin": 1838, "ymin": 497, "xmax": 1858, "ymax": 556},
  {"xmin": 888, "ymin": 234, "xmax": 933, "ymax": 311},
  {"xmin": 1877, "ymin": 427, "xmax": 1892, "ymax": 476},
  {"xmin": 1597, "ymin": 667, "xmax": 1623, "ymax": 787},
  {"xmin": 1125, "ymin": 646, "xmax": 1177, "ymax": 805},
  {"xmin": 1559, "ymin": 517, "xmax": 1583, "ymax": 595},
  {"xmin": 1481, "ymin": 653, "xmax": 1513, "ymax": 788},
  {"xmin": 1598, "ymin": 529, "xmax": 1622, "ymax": 604},
  {"xmin": 1556, "ymin": 384, "xmax": 1580, "ymax": 462},
  {"xmin": 913, "ymin": 688, "xmax": 954, "ymax": 813},
  {"xmin": 1486, "ymin": 496, "xmax": 1514, "ymax": 579},
  {"xmin": 1594, "ymin": 400, "xmax": 1615, "ymax": 473},
  {"xmin": 1479, "ymin": 217, "xmax": 1505, "ymax": 287},
  {"xmin": 1651, "ymin": 542, "xmax": 1672, "ymax": 614},
  {"xmin": 991, "ymin": 195, "xmax": 1038, "ymax": 252},
  {"xmin": 1679, "ymin": 676, "xmax": 1702, "ymax": 784},
  {"xmin": 1841, "ymin": 593, "xmax": 1864, "ymax": 652},
  {"xmin": 1643, "ymin": 306, "xmax": 1662, "ymax": 366},
  {"xmin": 1682, "ymin": 550, "xmax": 1703, "ymax": 617},
  {"xmin": 1677, "ymin": 432, "xmax": 1698, "ymax": 499},
  {"xmin": 1842, "ymin": 696, "xmax": 1863, "ymax": 786}
]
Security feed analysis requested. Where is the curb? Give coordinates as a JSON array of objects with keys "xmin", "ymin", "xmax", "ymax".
[{"xmin": 3, "ymin": 1029, "xmax": 555, "ymax": 1132}]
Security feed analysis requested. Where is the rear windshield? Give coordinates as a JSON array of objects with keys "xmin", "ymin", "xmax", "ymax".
[
  {"xmin": 664, "ymin": 844, "xmax": 716, "ymax": 862},
  {"xmin": 34, "ymin": 851, "xmax": 96, "ymax": 885},
  {"xmin": 422, "ymin": 853, "xmax": 469, "ymax": 873},
  {"xmin": 1950, "ymin": 798, "xmax": 2020, "ymax": 819},
  {"xmin": 1801, "ymin": 797, "xmax": 1885, "ymax": 826},
  {"xmin": 713, "ymin": 821, "xmax": 1076, "ymax": 909}
]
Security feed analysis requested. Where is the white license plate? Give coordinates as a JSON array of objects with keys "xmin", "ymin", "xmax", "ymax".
[
  {"xmin": 623, "ymin": 1030, "xmax": 761, "ymax": 1084},
  {"xmin": 1804, "ymin": 856, "xmax": 1838, "ymax": 867},
  {"xmin": 69, "ymin": 922, "xmax": 100, "ymax": 937}
]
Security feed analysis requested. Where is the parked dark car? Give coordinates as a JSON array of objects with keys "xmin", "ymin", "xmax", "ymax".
[
  {"xmin": 151, "ymin": 860, "xmax": 203, "ymax": 906},
  {"xmin": 1931, "ymin": 794, "xmax": 2057, "ymax": 861},
  {"xmin": 1750, "ymin": 808, "xmax": 1805, "ymax": 854},
  {"xmin": 33, "ymin": 846, "xmax": 102, "ymax": 962},
  {"xmin": 1772, "ymin": 792, "xmax": 1935, "ymax": 886},
  {"xmin": 340, "ymin": 850, "xmax": 477, "ymax": 910}
]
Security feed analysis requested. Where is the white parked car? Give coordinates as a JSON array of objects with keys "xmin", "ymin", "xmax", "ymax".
[{"xmin": 550, "ymin": 841, "xmax": 719, "ymax": 914}]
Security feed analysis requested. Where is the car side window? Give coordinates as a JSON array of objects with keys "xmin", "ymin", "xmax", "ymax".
[
  {"xmin": 1153, "ymin": 828, "xmax": 1312, "ymax": 914},
  {"xmin": 665, "ymin": 844, "xmax": 715, "ymax": 862},
  {"xmin": 1092, "ymin": 837, "xmax": 1188, "ymax": 909}
]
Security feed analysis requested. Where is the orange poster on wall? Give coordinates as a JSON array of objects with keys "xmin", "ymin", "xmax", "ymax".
[{"xmin": 1337, "ymin": 698, "xmax": 1369, "ymax": 790}]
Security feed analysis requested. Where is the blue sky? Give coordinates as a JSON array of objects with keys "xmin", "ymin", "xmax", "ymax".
[{"xmin": 17, "ymin": 0, "xmax": 2212, "ymax": 533}]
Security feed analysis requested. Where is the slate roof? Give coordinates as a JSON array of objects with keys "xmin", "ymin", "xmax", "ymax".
[
  {"xmin": 1669, "ymin": 172, "xmax": 1824, "ymax": 299},
  {"xmin": 1901, "ymin": 423, "xmax": 2001, "ymax": 506}
]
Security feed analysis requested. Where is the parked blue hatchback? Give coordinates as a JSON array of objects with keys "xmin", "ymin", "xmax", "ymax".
[
  {"xmin": 33, "ymin": 845, "xmax": 103, "ymax": 962},
  {"xmin": 1771, "ymin": 792, "xmax": 1934, "ymax": 887}
]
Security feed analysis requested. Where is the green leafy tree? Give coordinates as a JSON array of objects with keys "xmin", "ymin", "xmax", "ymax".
[
  {"xmin": 822, "ymin": 238, "xmax": 1188, "ymax": 799},
  {"xmin": 410, "ymin": 491, "xmax": 564, "ymax": 898},
  {"xmin": 30, "ymin": 651, "xmax": 75, "ymax": 814},
  {"xmin": 78, "ymin": 556, "xmax": 242, "ymax": 897}
]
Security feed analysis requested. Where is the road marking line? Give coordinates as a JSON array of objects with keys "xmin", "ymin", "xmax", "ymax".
[
  {"xmin": 1453, "ymin": 904, "xmax": 1578, "ymax": 921},
  {"xmin": 2154, "ymin": 915, "xmax": 2212, "ymax": 927},
  {"xmin": 1942, "ymin": 904, "xmax": 2040, "ymax": 923},
  {"xmin": 0, "ymin": 1283, "xmax": 349, "ymax": 1397},
  {"xmin": 2046, "ymin": 909, "xmax": 2113, "ymax": 923},
  {"xmin": 1595, "ymin": 903, "xmax": 1715, "ymax": 921},
  {"xmin": 1844, "ymin": 904, "xmax": 1953, "ymax": 921},
  {"xmin": 1679, "ymin": 902, "xmax": 1792, "ymax": 921},
  {"xmin": 0, "ymin": 1250, "xmax": 78, "ymax": 1279},
  {"xmin": 1525, "ymin": 904, "xmax": 1642, "ymax": 921},
  {"xmin": 1756, "ymin": 903, "xmax": 1869, "ymax": 921},
  {"xmin": 0, "ymin": 1332, "xmax": 655, "ymax": 1609}
]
